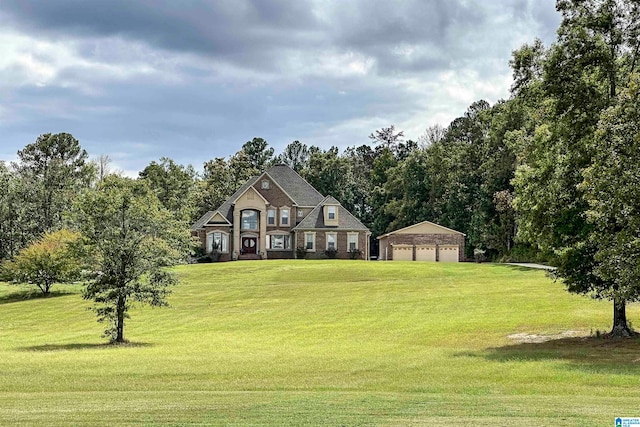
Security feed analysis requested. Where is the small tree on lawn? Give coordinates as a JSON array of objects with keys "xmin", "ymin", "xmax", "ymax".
[
  {"xmin": 0, "ymin": 229, "xmax": 82, "ymax": 295},
  {"xmin": 73, "ymin": 176, "xmax": 190, "ymax": 343}
]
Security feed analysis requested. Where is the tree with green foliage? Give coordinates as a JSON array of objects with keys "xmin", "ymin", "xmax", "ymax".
[
  {"xmin": 73, "ymin": 176, "xmax": 190, "ymax": 343},
  {"xmin": 139, "ymin": 157, "xmax": 198, "ymax": 222},
  {"xmin": 577, "ymin": 74, "xmax": 640, "ymax": 336},
  {"xmin": 1, "ymin": 229, "xmax": 82, "ymax": 295},
  {"xmin": 369, "ymin": 147, "xmax": 399, "ymax": 236},
  {"xmin": 13, "ymin": 133, "xmax": 95, "ymax": 234},
  {"xmin": 512, "ymin": 0, "xmax": 640, "ymax": 336},
  {"xmin": 278, "ymin": 140, "xmax": 309, "ymax": 172},
  {"xmin": 242, "ymin": 137, "xmax": 274, "ymax": 172},
  {"xmin": 303, "ymin": 146, "xmax": 353, "ymax": 206}
]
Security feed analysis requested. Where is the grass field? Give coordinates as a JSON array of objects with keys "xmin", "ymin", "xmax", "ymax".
[{"xmin": 1, "ymin": 260, "xmax": 639, "ymax": 426}]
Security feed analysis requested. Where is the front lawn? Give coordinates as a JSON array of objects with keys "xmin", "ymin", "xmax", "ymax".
[{"xmin": 0, "ymin": 261, "xmax": 638, "ymax": 425}]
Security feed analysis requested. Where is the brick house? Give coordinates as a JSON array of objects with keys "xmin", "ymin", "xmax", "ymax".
[
  {"xmin": 191, "ymin": 164, "xmax": 370, "ymax": 261},
  {"xmin": 377, "ymin": 220, "xmax": 465, "ymax": 262}
]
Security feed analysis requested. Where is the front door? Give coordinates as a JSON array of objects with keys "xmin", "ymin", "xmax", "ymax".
[{"xmin": 242, "ymin": 237, "xmax": 257, "ymax": 254}]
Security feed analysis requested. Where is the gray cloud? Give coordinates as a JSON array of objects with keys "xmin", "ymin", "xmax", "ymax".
[{"xmin": 0, "ymin": 0, "xmax": 561, "ymax": 173}]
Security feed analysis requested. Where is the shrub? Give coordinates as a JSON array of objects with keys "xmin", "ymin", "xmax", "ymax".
[
  {"xmin": 296, "ymin": 246, "xmax": 307, "ymax": 259},
  {"xmin": 324, "ymin": 247, "xmax": 338, "ymax": 259},
  {"xmin": 348, "ymin": 248, "xmax": 362, "ymax": 260}
]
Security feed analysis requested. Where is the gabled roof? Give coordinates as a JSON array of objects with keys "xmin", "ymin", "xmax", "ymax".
[
  {"xmin": 293, "ymin": 195, "xmax": 369, "ymax": 231},
  {"xmin": 377, "ymin": 220, "xmax": 465, "ymax": 239},
  {"xmin": 190, "ymin": 210, "xmax": 232, "ymax": 231},
  {"xmin": 264, "ymin": 164, "xmax": 324, "ymax": 206},
  {"xmin": 191, "ymin": 165, "xmax": 368, "ymax": 232},
  {"xmin": 232, "ymin": 184, "xmax": 269, "ymax": 205}
]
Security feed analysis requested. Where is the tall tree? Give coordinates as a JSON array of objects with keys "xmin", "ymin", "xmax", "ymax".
[
  {"xmin": 278, "ymin": 140, "xmax": 309, "ymax": 172},
  {"xmin": 13, "ymin": 133, "xmax": 95, "ymax": 233},
  {"xmin": 73, "ymin": 176, "xmax": 189, "ymax": 343},
  {"xmin": 242, "ymin": 137, "xmax": 274, "ymax": 172},
  {"xmin": 303, "ymin": 147, "xmax": 352, "ymax": 205},
  {"xmin": 139, "ymin": 157, "xmax": 198, "ymax": 222},
  {"xmin": 578, "ymin": 74, "xmax": 640, "ymax": 336},
  {"xmin": 512, "ymin": 0, "xmax": 640, "ymax": 335}
]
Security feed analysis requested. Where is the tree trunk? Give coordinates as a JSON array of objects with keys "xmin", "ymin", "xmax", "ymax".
[
  {"xmin": 115, "ymin": 296, "xmax": 126, "ymax": 343},
  {"xmin": 609, "ymin": 298, "xmax": 634, "ymax": 338}
]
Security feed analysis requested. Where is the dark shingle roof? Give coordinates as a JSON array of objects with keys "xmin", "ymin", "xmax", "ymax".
[
  {"xmin": 191, "ymin": 166, "xmax": 369, "ymax": 233},
  {"xmin": 293, "ymin": 196, "xmax": 369, "ymax": 231},
  {"xmin": 265, "ymin": 164, "xmax": 324, "ymax": 206}
]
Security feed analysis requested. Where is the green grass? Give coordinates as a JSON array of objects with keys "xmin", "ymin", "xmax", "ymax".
[{"xmin": 1, "ymin": 261, "xmax": 639, "ymax": 426}]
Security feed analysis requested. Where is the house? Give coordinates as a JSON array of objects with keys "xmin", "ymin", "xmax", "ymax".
[
  {"xmin": 191, "ymin": 164, "xmax": 370, "ymax": 261},
  {"xmin": 377, "ymin": 220, "xmax": 465, "ymax": 262}
]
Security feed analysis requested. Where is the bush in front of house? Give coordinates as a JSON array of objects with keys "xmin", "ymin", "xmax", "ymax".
[
  {"xmin": 296, "ymin": 246, "xmax": 307, "ymax": 259},
  {"xmin": 324, "ymin": 248, "xmax": 337, "ymax": 259},
  {"xmin": 348, "ymin": 248, "xmax": 362, "ymax": 260}
]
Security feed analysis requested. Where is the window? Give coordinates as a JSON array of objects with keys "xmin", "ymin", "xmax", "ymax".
[
  {"xmin": 267, "ymin": 234, "xmax": 291, "ymax": 250},
  {"xmin": 348, "ymin": 233, "xmax": 358, "ymax": 251},
  {"xmin": 298, "ymin": 209, "xmax": 304, "ymax": 217},
  {"xmin": 241, "ymin": 210, "xmax": 258, "ymax": 230},
  {"xmin": 261, "ymin": 180, "xmax": 270, "ymax": 189},
  {"xmin": 207, "ymin": 232, "xmax": 228, "ymax": 253},
  {"xmin": 326, "ymin": 233, "xmax": 337, "ymax": 250},
  {"xmin": 305, "ymin": 232, "xmax": 315, "ymax": 251},
  {"xmin": 280, "ymin": 208, "xmax": 289, "ymax": 226},
  {"xmin": 267, "ymin": 208, "xmax": 276, "ymax": 226},
  {"xmin": 328, "ymin": 206, "xmax": 336, "ymax": 220}
]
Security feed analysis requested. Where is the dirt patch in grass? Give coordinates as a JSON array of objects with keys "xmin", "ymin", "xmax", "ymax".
[{"xmin": 508, "ymin": 330, "xmax": 583, "ymax": 343}]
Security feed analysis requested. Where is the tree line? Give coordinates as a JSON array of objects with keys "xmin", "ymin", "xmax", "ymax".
[{"xmin": 1, "ymin": 0, "xmax": 639, "ymax": 339}]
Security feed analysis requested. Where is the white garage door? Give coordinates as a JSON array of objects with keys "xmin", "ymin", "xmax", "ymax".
[
  {"xmin": 392, "ymin": 245, "xmax": 413, "ymax": 261},
  {"xmin": 415, "ymin": 245, "xmax": 436, "ymax": 261},
  {"xmin": 438, "ymin": 245, "xmax": 459, "ymax": 262}
]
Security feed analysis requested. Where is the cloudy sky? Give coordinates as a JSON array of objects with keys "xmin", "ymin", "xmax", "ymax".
[{"xmin": 0, "ymin": 0, "xmax": 560, "ymax": 175}]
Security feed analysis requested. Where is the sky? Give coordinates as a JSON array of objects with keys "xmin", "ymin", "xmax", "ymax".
[{"xmin": 0, "ymin": 0, "xmax": 561, "ymax": 176}]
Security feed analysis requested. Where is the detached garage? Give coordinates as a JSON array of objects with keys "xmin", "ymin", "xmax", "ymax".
[{"xmin": 378, "ymin": 221, "xmax": 466, "ymax": 262}]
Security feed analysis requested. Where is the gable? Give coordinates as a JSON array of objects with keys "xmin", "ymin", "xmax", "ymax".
[
  {"xmin": 206, "ymin": 211, "xmax": 231, "ymax": 225},
  {"xmin": 234, "ymin": 185, "xmax": 269, "ymax": 210}
]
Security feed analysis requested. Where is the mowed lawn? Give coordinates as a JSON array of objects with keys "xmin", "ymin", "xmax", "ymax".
[{"xmin": 1, "ymin": 261, "xmax": 640, "ymax": 426}]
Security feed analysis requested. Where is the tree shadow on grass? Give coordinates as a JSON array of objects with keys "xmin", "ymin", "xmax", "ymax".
[
  {"xmin": 19, "ymin": 342, "xmax": 154, "ymax": 352},
  {"xmin": 0, "ymin": 289, "xmax": 73, "ymax": 305},
  {"xmin": 462, "ymin": 336, "xmax": 640, "ymax": 375}
]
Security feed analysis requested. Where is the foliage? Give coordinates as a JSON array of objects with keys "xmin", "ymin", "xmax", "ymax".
[
  {"xmin": 348, "ymin": 248, "xmax": 362, "ymax": 260},
  {"xmin": 277, "ymin": 140, "xmax": 309, "ymax": 172},
  {"xmin": 242, "ymin": 137, "xmax": 274, "ymax": 172},
  {"xmin": 0, "ymin": 229, "xmax": 82, "ymax": 294},
  {"xmin": 511, "ymin": 0, "xmax": 640, "ymax": 336},
  {"xmin": 13, "ymin": 133, "xmax": 95, "ymax": 233},
  {"xmin": 295, "ymin": 246, "xmax": 308, "ymax": 259},
  {"xmin": 72, "ymin": 176, "xmax": 190, "ymax": 343},
  {"xmin": 324, "ymin": 247, "xmax": 338, "ymax": 259},
  {"xmin": 139, "ymin": 157, "xmax": 198, "ymax": 222},
  {"xmin": 303, "ymin": 147, "xmax": 353, "ymax": 205}
]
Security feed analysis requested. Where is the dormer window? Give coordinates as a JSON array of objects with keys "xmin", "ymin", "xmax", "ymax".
[
  {"xmin": 324, "ymin": 204, "xmax": 339, "ymax": 225},
  {"xmin": 328, "ymin": 206, "xmax": 336, "ymax": 220}
]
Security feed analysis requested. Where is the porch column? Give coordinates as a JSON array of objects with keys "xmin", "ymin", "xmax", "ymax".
[
  {"xmin": 233, "ymin": 209, "xmax": 240, "ymax": 258},
  {"xmin": 260, "ymin": 210, "xmax": 267, "ymax": 258}
]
